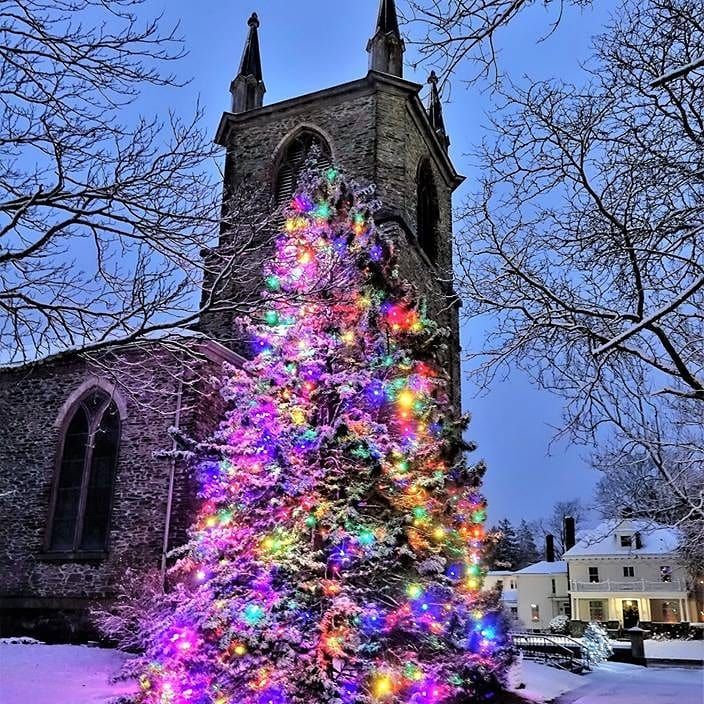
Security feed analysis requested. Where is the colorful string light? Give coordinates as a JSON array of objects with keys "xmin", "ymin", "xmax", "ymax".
[{"xmin": 136, "ymin": 168, "xmax": 512, "ymax": 704}]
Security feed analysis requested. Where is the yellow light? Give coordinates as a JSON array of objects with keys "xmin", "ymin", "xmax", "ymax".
[
  {"xmin": 407, "ymin": 583, "xmax": 423, "ymax": 599},
  {"xmin": 433, "ymin": 526, "xmax": 446, "ymax": 541},
  {"xmin": 397, "ymin": 389, "xmax": 415, "ymax": 410},
  {"xmin": 341, "ymin": 331, "xmax": 355, "ymax": 345},
  {"xmin": 205, "ymin": 516, "xmax": 217, "ymax": 528},
  {"xmin": 291, "ymin": 408, "xmax": 306, "ymax": 426},
  {"xmin": 233, "ymin": 643, "xmax": 247, "ymax": 656},
  {"xmin": 372, "ymin": 674, "xmax": 394, "ymax": 699}
]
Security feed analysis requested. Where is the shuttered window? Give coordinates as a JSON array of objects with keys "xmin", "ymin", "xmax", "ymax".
[
  {"xmin": 275, "ymin": 131, "xmax": 332, "ymax": 206},
  {"xmin": 48, "ymin": 390, "xmax": 120, "ymax": 554}
]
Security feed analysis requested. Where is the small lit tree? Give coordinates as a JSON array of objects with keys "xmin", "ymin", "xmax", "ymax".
[{"xmin": 582, "ymin": 623, "xmax": 613, "ymax": 667}]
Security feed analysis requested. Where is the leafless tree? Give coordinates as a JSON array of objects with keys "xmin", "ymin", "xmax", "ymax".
[
  {"xmin": 532, "ymin": 499, "xmax": 586, "ymax": 559},
  {"xmin": 453, "ymin": 0, "xmax": 703, "ymax": 557},
  {"xmin": 0, "ymin": 0, "xmax": 276, "ymax": 366},
  {"xmin": 401, "ymin": 0, "xmax": 592, "ymax": 86}
]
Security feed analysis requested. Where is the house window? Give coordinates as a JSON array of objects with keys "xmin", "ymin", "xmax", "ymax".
[
  {"xmin": 589, "ymin": 600, "xmax": 606, "ymax": 621},
  {"xmin": 275, "ymin": 130, "xmax": 332, "ymax": 205},
  {"xmin": 551, "ymin": 578, "xmax": 556, "ymax": 594},
  {"xmin": 416, "ymin": 158, "xmax": 440, "ymax": 264},
  {"xmin": 531, "ymin": 604, "xmax": 540, "ymax": 622},
  {"xmin": 496, "ymin": 580, "xmax": 503, "ymax": 590},
  {"xmin": 510, "ymin": 607, "xmax": 518, "ymax": 616},
  {"xmin": 623, "ymin": 566, "xmax": 635, "ymax": 577},
  {"xmin": 588, "ymin": 567, "xmax": 600, "ymax": 583},
  {"xmin": 47, "ymin": 389, "xmax": 120, "ymax": 554},
  {"xmin": 510, "ymin": 579, "xmax": 516, "ymax": 590},
  {"xmin": 660, "ymin": 566, "xmax": 672, "ymax": 583},
  {"xmin": 651, "ymin": 599, "xmax": 680, "ymax": 624},
  {"xmin": 620, "ymin": 535, "xmax": 633, "ymax": 547}
]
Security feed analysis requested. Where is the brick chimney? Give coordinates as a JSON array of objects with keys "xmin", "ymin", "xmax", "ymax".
[
  {"xmin": 564, "ymin": 516, "xmax": 576, "ymax": 552},
  {"xmin": 546, "ymin": 534, "xmax": 555, "ymax": 563}
]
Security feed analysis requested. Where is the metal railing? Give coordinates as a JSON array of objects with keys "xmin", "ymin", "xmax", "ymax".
[
  {"xmin": 511, "ymin": 632, "xmax": 589, "ymax": 673},
  {"xmin": 571, "ymin": 579, "xmax": 685, "ymax": 593}
]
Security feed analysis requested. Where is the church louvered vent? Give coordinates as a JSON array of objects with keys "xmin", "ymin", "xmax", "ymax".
[
  {"xmin": 416, "ymin": 158, "xmax": 440, "ymax": 263},
  {"xmin": 275, "ymin": 131, "xmax": 332, "ymax": 205}
]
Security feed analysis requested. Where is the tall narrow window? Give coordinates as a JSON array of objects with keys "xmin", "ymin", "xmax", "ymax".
[
  {"xmin": 48, "ymin": 389, "xmax": 120, "ymax": 554},
  {"xmin": 588, "ymin": 566, "xmax": 600, "ymax": 583},
  {"xmin": 275, "ymin": 130, "xmax": 332, "ymax": 206},
  {"xmin": 416, "ymin": 159, "xmax": 440, "ymax": 264}
]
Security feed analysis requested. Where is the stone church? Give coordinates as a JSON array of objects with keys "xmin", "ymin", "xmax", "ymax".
[{"xmin": 0, "ymin": 0, "xmax": 464, "ymax": 639}]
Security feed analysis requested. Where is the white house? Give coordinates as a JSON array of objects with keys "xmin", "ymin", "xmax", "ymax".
[
  {"xmin": 563, "ymin": 519, "xmax": 699, "ymax": 626},
  {"xmin": 486, "ymin": 561, "xmax": 570, "ymax": 631}
]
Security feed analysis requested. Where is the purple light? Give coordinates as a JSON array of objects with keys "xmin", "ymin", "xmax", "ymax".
[{"xmin": 293, "ymin": 194, "xmax": 314, "ymax": 213}]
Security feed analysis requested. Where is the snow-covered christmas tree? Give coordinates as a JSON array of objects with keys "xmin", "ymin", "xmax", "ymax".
[{"xmin": 136, "ymin": 169, "xmax": 512, "ymax": 704}]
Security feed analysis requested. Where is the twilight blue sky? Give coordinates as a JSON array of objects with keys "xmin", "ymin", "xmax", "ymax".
[{"xmin": 144, "ymin": 0, "xmax": 618, "ymax": 524}]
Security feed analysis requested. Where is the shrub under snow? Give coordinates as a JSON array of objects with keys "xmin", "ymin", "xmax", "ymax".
[{"xmin": 549, "ymin": 615, "xmax": 570, "ymax": 635}]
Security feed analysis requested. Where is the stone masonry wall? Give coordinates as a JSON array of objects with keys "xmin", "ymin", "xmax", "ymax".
[
  {"xmin": 0, "ymin": 345, "xmax": 223, "ymax": 614},
  {"xmin": 199, "ymin": 76, "xmax": 462, "ymax": 403}
]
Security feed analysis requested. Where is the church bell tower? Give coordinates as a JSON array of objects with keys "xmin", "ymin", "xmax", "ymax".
[{"xmin": 200, "ymin": 1, "xmax": 464, "ymax": 405}]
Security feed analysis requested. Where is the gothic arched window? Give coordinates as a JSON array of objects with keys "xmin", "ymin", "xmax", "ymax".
[
  {"xmin": 48, "ymin": 389, "xmax": 121, "ymax": 554},
  {"xmin": 417, "ymin": 158, "xmax": 440, "ymax": 264},
  {"xmin": 275, "ymin": 130, "xmax": 332, "ymax": 205}
]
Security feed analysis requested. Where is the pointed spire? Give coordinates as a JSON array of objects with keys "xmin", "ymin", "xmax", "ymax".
[
  {"xmin": 376, "ymin": 0, "xmax": 401, "ymax": 36},
  {"xmin": 367, "ymin": 0, "xmax": 405, "ymax": 77},
  {"xmin": 239, "ymin": 12, "xmax": 263, "ymax": 82},
  {"xmin": 427, "ymin": 71, "xmax": 450, "ymax": 151},
  {"xmin": 230, "ymin": 13, "xmax": 266, "ymax": 113}
]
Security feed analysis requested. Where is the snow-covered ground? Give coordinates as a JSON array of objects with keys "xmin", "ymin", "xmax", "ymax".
[
  {"xmin": 509, "ymin": 659, "xmax": 585, "ymax": 702},
  {"xmin": 511, "ymin": 659, "xmax": 703, "ymax": 704},
  {"xmin": 0, "ymin": 641, "xmax": 138, "ymax": 704},
  {"xmin": 0, "ymin": 641, "xmax": 700, "ymax": 704},
  {"xmin": 644, "ymin": 638, "xmax": 704, "ymax": 661},
  {"xmin": 549, "ymin": 661, "xmax": 703, "ymax": 704}
]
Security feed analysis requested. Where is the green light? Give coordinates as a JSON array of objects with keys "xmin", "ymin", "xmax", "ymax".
[
  {"xmin": 358, "ymin": 529, "xmax": 375, "ymax": 546},
  {"xmin": 265, "ymin": 275, "xmax": 281, "ymax": 291},
  {"xmin": 315, "ymin": 203, "xmax": 332, "ymax": 219},
  {"xmin": 472, "ymin": 510, "xmax": 486, "ymax": 523},
  {"xmin": 325, "ymin": 168, "xmax": 338, "ymax": 182},
  {"xmin": 305, "ymin": 514, "xmax": 317, "ymax": 528},
  {"xmin": 412, "ymin": 506, "xmax": 428, "ymax": 521},
  {"xmin": 264, "ymin": 310, "xmax": 279, "ymax": 326}
]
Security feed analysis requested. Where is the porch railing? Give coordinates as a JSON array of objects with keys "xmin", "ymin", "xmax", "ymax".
[{"xmin": 571, "ymin": 579, "xmax": 685, "ymax": 593}]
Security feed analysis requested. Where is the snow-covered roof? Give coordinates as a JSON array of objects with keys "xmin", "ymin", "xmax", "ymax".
[
  {"xmin": 516, "ymin": 560, "xmax": 567, "ymax": 575},
  {"xmin": 487, "ymin": 570, "xmax": 514, "ymax": 577},
  {"xmin": 562, "ymin": 519, "xmax": 680, "ymax": 559}
]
